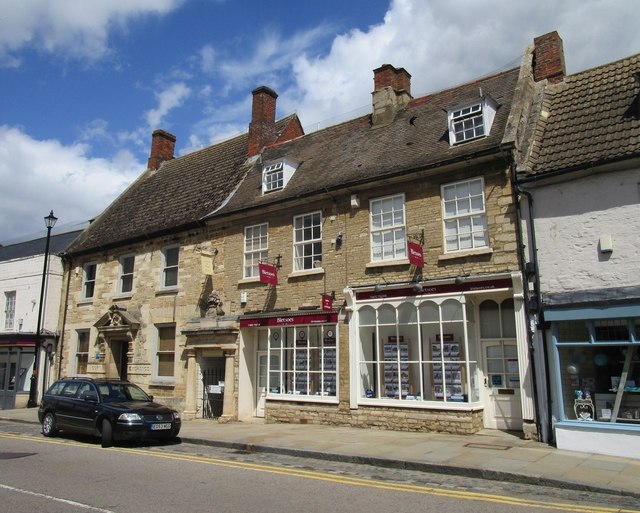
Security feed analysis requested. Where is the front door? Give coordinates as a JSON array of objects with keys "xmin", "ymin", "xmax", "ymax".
[
  {"xmin": 110, "ymin": 340, "xmax": 128, "ymax": 380},
  {"xmin": 481, "ymin": 340, "xmax": 523, "ymax": 430},
  {"xmin": 255, "ymin": 351, "xmax": 268, "ymax": 417}
]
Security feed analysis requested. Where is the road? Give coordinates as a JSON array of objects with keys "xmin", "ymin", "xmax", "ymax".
[{"xmin": 1, "ymin": 421, "xmax": 638, "ymax": 513}]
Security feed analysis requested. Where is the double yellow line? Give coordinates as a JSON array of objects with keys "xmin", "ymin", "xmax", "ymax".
[{"xmin": 2, "ymin": 433, "xmax": 637, "ymax": 513}]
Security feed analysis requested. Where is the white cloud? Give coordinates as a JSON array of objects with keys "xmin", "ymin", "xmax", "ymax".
[
  {"xmin": 0, "ymin": 125, "xmax": 142, "ymax": 243},
  {"xmin": 0, "ymin": 0, "xmax": 184, "ymax": 66},
  {"xmin": 284, "ymin": 0, "xmax": 640, "ymax": 130},
  {"xmin": 145, "ymin": 82, "xmax": 192, "ymax": 129}
]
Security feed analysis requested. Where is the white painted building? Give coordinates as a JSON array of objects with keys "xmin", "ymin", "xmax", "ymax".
[
  {"xmin": 0, "ymin": 229, "xmax": 82, "ymax": 408},
  {"xmin": 516, "ymin": 41, "xmax": 640, "ymax": 457}
]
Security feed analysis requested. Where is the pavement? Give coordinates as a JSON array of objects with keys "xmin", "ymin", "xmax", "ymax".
[{"xmin": 2, "ymin": 407, "xmax": 640, "ymax": 500}]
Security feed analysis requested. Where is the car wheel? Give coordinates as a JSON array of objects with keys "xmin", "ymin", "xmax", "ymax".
[
  {"xmin": 42, "ymin": 412, "xmax": 58, "ymax": 437},
  {"xmin": 101, "ymin": 419, "xmax": 113, "ymax": 448}
]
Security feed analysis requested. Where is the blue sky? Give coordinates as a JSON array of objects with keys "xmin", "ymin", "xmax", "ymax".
[{"xmin": 1, "ymin": 0, "xmax": 638, "ymax": 244}]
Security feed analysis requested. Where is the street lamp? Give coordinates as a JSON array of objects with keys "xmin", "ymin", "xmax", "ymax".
[{"xmin": 27, "ymin": 210, "xmax": 57, "ymax": 408}]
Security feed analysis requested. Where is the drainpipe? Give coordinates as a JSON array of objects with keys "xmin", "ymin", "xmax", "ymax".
[
  {"xmin": 57, "ymin": 253, "xmax": 73, "ymax": 380},
  {"xmin": 514, "ymin": 176, "xmax": 553, "ymax": 443}
]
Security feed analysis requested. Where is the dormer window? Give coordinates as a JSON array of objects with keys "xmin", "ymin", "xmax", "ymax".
[
  {"xmin": 263, "ymin": 162, "xmax": 284, "ymax": 192},
  {"xmin": 448, "ymin": 97, "xmax": 497, "ymax": 145},
  {"xmin": 261, "ymin": 158, "xmax": 299, "ymax": 194}
]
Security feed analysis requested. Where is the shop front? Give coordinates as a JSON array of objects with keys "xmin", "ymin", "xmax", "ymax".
[
  {"xmin": 546, "ymin": 304, "xmax": 640, "ymax": 458},
  {"xmin": 237, "ymin": 311, "xmax": 339, "ymax": 421},
  {"xmin": 345, "ymin": 272, "xmax": 536, "ymax": 435}
]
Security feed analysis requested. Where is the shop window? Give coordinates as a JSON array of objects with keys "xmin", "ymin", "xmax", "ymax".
[
  {"xmin": 155, "ymin": 325, "xmax": 176, "ymax": 379},
  {"xmin": 75, "ymin": 330, "xmax": 90, "ymax": 375},
  {"xmin": 357, "ymin": 298, "xmax": 477, "ymax": 404},
  {"xmin": 266, "ymin": 324, "xmax": 337, "ymax": 398},
  {"xmin": 554, "ymin": 316, "xmax": 640, "ymax": 425}
]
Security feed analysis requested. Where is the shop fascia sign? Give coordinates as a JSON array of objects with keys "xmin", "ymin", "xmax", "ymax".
[
  {"xmin": 356, "ymin": 277, "xmax": 512, "ymax": 301},
  {"xmin": 240, "ymin": 312, "xmax": 338, "ymax": 328}
]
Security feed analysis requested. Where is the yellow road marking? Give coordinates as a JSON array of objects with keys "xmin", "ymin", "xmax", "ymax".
[{"xmin": 1, "ymin": 432, "xmax": 637, "ymax": 513}]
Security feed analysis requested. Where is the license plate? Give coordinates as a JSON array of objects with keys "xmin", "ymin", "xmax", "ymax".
[{"xmin": 150, "ymin": 423, "xmax": 171, "ymax": 430}]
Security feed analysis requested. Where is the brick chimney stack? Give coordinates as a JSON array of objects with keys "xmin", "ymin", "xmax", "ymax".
[
  {"xmin": 147, "ymin": 129, "xmax": 176, "ymax": 171},
  {"xmin": 248, "ymin": 86, "xmax": 278, "ymax": 157},
  {"xmin": 372, "ymin": 64, "xmax": 412, "ymax": 127},
  {"xmin": 374, "ymin": 64, "xmax": 412, "ymax": 96},
  {"xmin": 533, "ymin": 31, "xmax": 566, "ymax": 84}
]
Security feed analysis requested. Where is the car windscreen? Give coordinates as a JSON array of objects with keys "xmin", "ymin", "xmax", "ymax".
[{"xmin": 98, "ymin": 383, "xmax": 152, "ymax": 403}]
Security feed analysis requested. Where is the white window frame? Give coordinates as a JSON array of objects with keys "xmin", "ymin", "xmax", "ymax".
[
  {"xmin": 448, "ymin": 97, "xmax": 497, "ymax": 145},
  {"xmin": 154, "ymin": 324, "xmax": 176, "ymax": 381},
  {"xmin": 244, "ymin": 223, "xmax": 268, "ymax": 278},
  {"xmin": 293, "ymin": 211, "xmax": 322, "ymax": 272},
  {"xmin": 161, "ymin": 246, "xmax": 179, "ymax": 289},
  {"xmin": 82, "ymin": 262, "xmax": 97, "ymax": 300},
  {"xmin": 4, "ymin": 291, "xmax": 16, "ymax": 330},
  {"xmin": 441, "ymin": 177, "xmax": 489, "ymax": 253},
  {"xmin": 75, "ymin": 329, "xmax": 90, "ymax": 375},
  {"xmin": 370, "ymin": 194, "xmax": 407, "ymax": 262},
  {"xmin": 118, "ymin": 254, "xmax": 135, "ymax": 295},
  {"xmin": 263, "ymin": 162, "xmax": 284, "ymax": 192},
  {"xmin": 261, "ymin": 158, "xmax": 299, "ymax": 194},
  {"xmin": 265, "ymin": 324, "xmax": 338, "ymax": 402}
]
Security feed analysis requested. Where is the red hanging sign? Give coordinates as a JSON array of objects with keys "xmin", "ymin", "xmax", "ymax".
[
  {"xmin": 258, "ymin": 263, "xmax": 278, "ymax": 285},
  {"xmin": 321, "ymin": 294, "xmax": 333, "ymax": 312},
  {"xmin": 407, "ymin": 240, "xmax": 424, "ymax": 268}
]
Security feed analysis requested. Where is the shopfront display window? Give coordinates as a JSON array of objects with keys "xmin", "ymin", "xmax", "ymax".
[
  {"xmin": 554, "ymin": 317, "xmax": 640, "ymax": 425},
  {"xmin": 266, "ymin": 324, "xmax": 337, "ymax": 398},
  {"xmin": 357, "ymin": 297, "xmax": 478, "ymax": 404}
]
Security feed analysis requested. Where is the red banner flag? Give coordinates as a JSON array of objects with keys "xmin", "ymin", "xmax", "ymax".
[
  {"xmin": 407, "ymin": 240, "xmax": 424, "ymax": 268},
  {"xmin": 321, "ymin": 294, "xmax": 333, "ymax": 312},
  {"xmin": 258, "ymin": 263, "xmax": 278, "ymax": 285}
]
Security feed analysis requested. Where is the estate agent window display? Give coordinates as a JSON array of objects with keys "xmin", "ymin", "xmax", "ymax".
[{"xmin": 357, "ymin": 296, "xmax": 480, "ymax": 405}]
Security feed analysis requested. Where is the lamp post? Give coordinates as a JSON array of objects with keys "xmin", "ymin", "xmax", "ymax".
[{"xmin": 27, "ymin": 210, "xmax": 57, "ymax": 408}]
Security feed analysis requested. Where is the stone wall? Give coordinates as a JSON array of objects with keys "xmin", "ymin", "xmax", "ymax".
[{"xmin": 266, "ymin": 401, "xmax": 484, "ymax": 434}]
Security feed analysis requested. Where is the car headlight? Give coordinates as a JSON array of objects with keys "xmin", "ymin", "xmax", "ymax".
[
  {"xmin": 173, "ymin": 412, "xmax": 181, "ymax": 421},
  {"xmin": 118, "ymin": 413, "xmax": 143, "ymax": 422}
]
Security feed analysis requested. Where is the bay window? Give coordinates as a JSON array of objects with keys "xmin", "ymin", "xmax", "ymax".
[{"xmin": 357, "ymin": 297, "xmax": 478, "ymax": 404}]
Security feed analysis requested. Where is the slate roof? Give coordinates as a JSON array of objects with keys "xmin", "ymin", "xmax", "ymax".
[
  {"xmin": 0, "ymin": 230, "xmax": 83, "ymax": 262},
  {"xmin": 66, "ymin": 116, "xmax": 298, "ymax": 255},
  {"xmin": 526, "ymin": 53, "xmax": 640, "ymax": 175},
  {"xmin": 216, "ymin": 68, "xmax": 520, "ymax": 217}
]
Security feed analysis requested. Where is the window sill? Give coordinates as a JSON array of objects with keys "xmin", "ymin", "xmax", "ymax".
[
  {"xmin": 238, "ymin": 277, "xmax": 261, "ymax": 285},
  {"xmin": 365, "ymin": 259, "xmax": 410, "ymax": 269},
  {"xmin": 358, "ymin": 398, "xmax": 484, "ymax": 410},
  {"xmin": 149, "ymin": 380, "xmax": 176, "ymax": 388},
  {"xmin": 155, "ymin": 287, "xmax": 178, "ymax": 296},
  {"xmin": 113, "ymin": 293, "xmax": 133, "ymax": 301},
  {"xmin": 438, "ymin": 247, "xmax": 493, "ymax": 261},
  {"xmin": 77, "ymin": 299, "xmax": 94, "ymax": 306},
  {"xmin": 267, "ymin": 394, "xmax": 338, "ymax": 405},
  {"xmin": 288, "ymin": 268, "xmax": 324, "ymax": 279}
]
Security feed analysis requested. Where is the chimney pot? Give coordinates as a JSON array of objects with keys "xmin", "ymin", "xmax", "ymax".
[
  {"xmin": 533, "ymin": 31, "xmax": 566, "ymax": 84},
  {"xmin": 248, "ymin": 86, "xmax": 278, "ymax": 157},
  {"xmin": 147, "ymin": 129, "xmax": 176, "ymax": 171}
]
